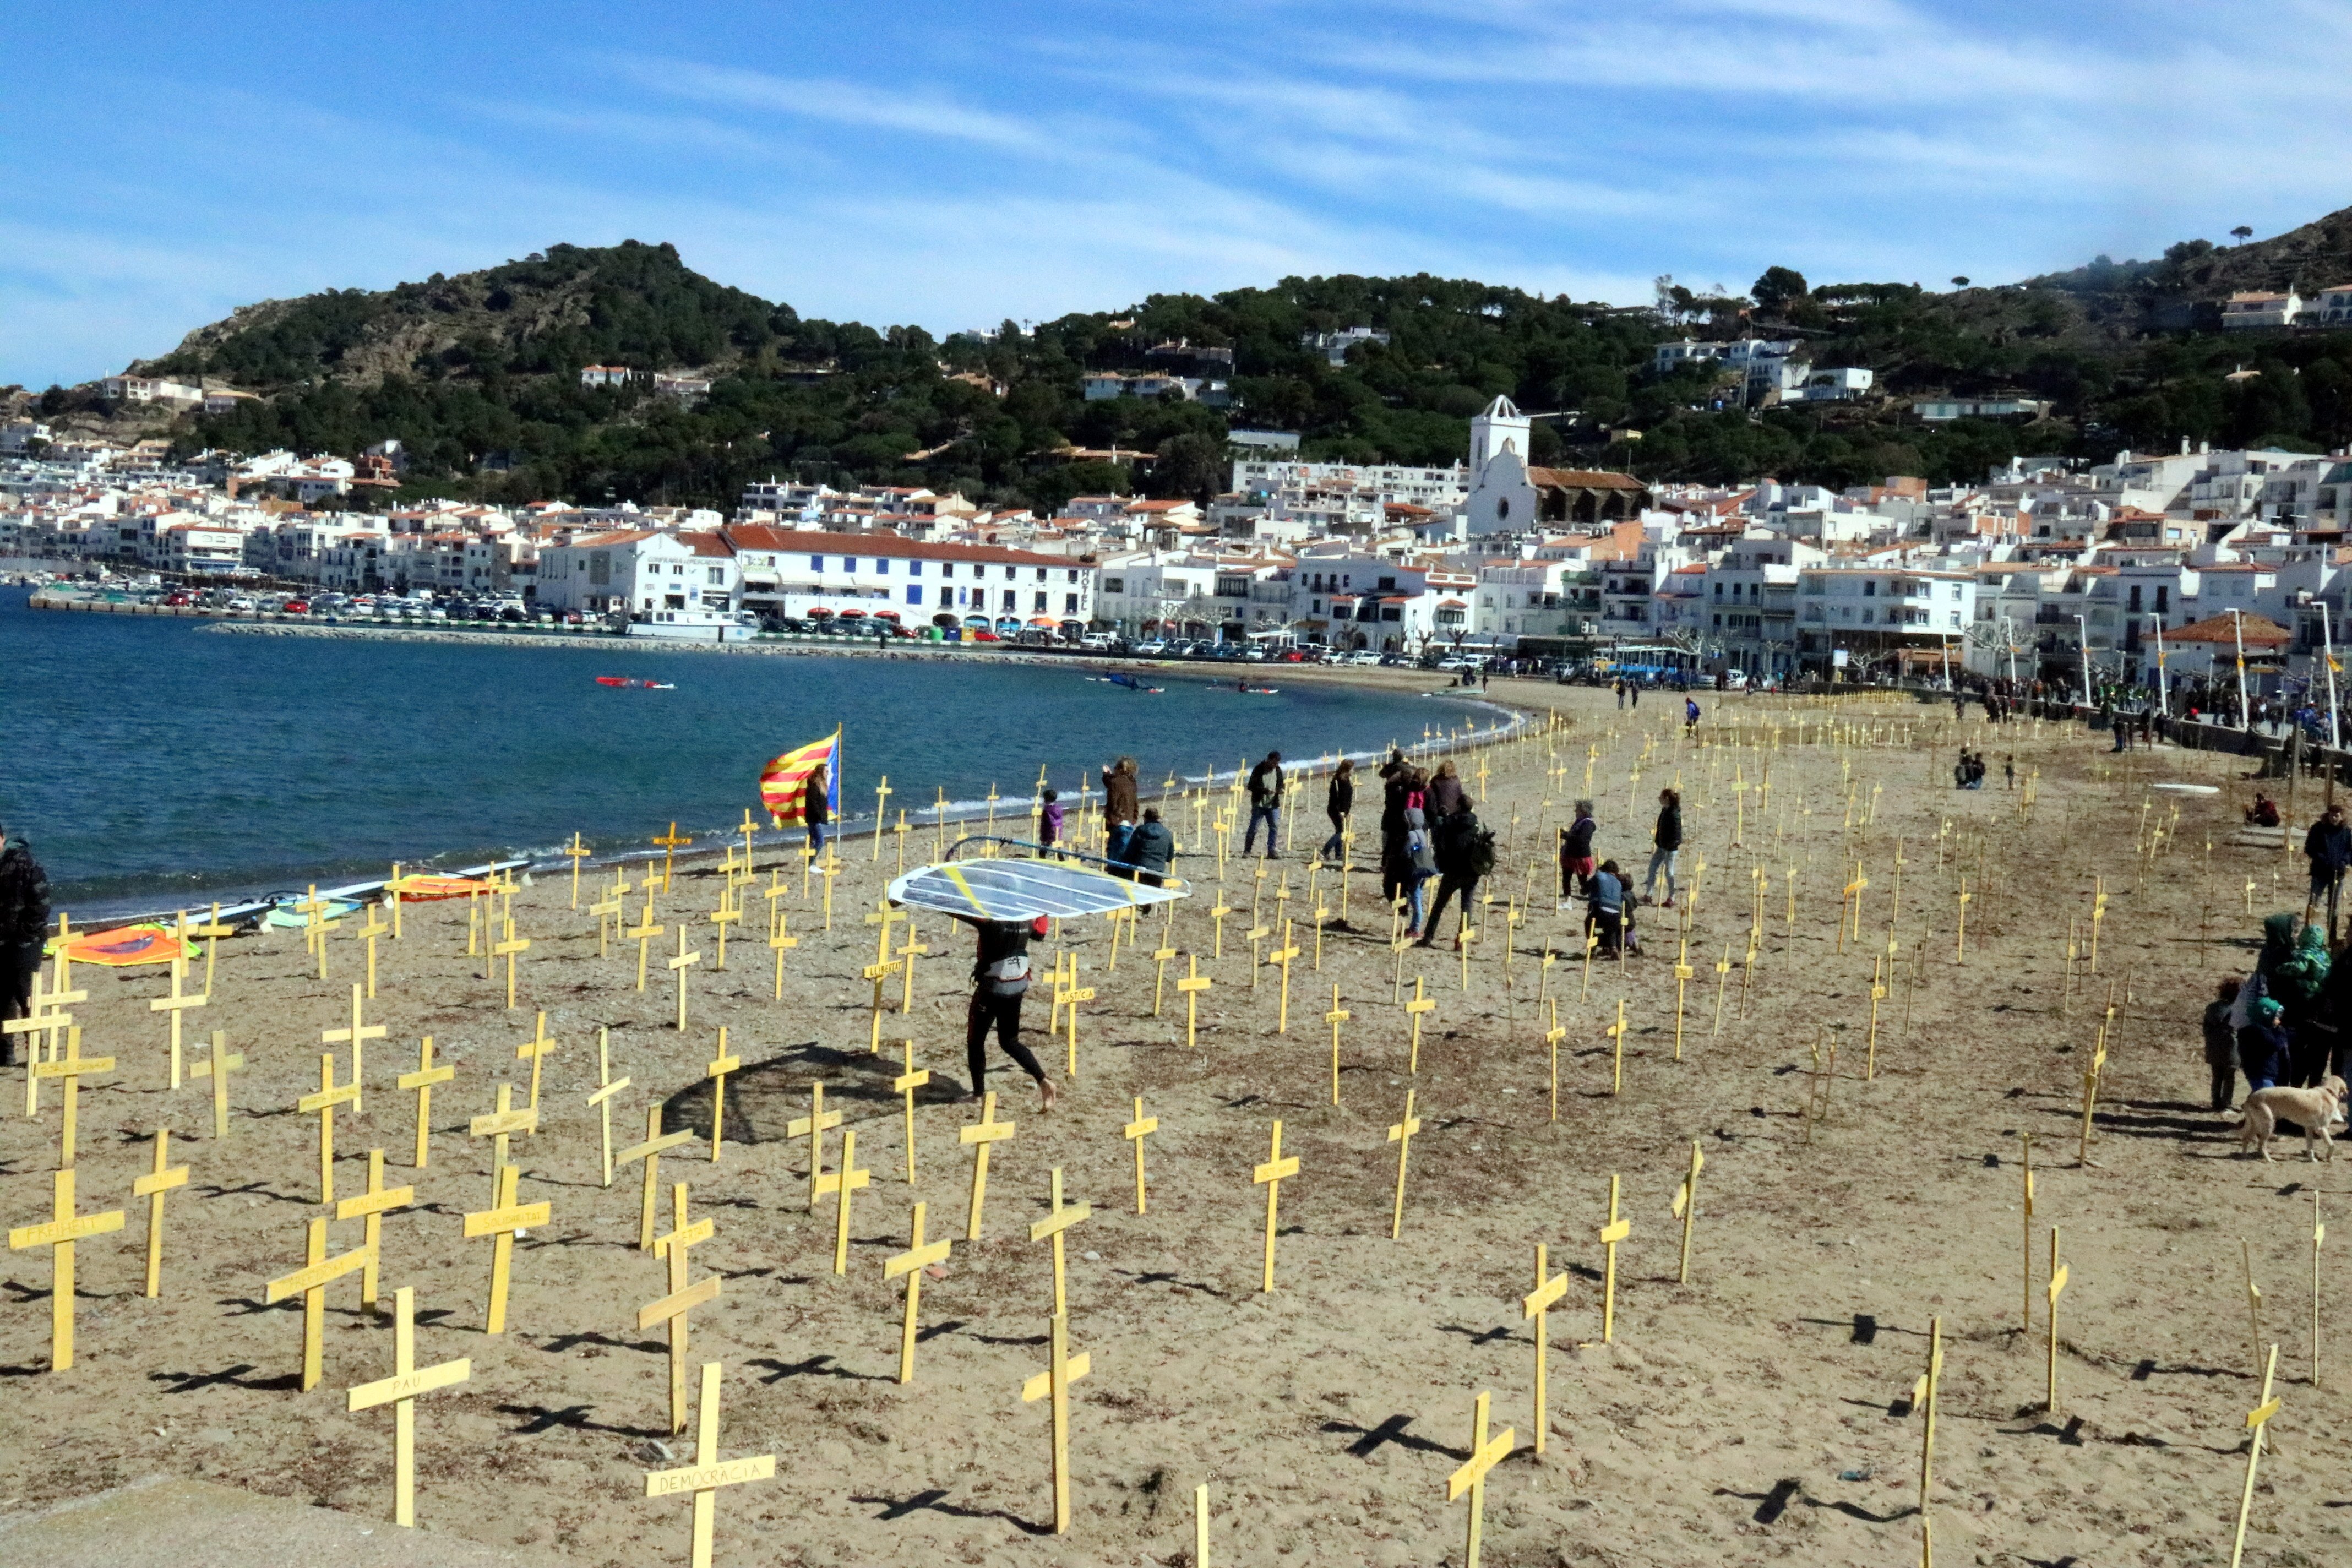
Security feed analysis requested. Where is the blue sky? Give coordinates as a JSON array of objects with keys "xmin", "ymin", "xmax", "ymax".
[{"xmin": 5, "ymin": 1, "xmax": 2348, "ymax": 389}]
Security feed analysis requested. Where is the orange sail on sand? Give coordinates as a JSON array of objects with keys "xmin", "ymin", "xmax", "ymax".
[
  {"xmin": 389, "ymin": 873, "xmax": 489, "ymax": 901},
  {"xmin": 760, "ymin": 728, "xmax": 841, "ymax": 829},
  {"xmin": 52, "ymin": 924, "xmax": 190, "ymax": 967}
]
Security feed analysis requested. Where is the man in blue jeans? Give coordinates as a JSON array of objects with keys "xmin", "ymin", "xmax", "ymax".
[{"xmin": 1244, "ymin": 750, "xmax": 1284, "ymax": 857}]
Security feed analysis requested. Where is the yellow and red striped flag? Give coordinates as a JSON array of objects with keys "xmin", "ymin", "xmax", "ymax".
[{"xmin": 760, "ymin": 729, "xmax": 840, "ymax": 828}]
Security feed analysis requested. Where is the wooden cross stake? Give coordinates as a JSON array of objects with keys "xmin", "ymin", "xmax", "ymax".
[
  {"xmin": 265, "ymin": 1213, "xmax": 371, "ymax": 1390},
  {"xmin": 347, "ymin": 1287, "xmax": 471, "ymax": 1527},
  {"xmin": 358, "ymin": 902, "xmax": 390, "ymax": 998},
  {"xmin": 788, "ymin": 1083, "xmax": 845, "ymax": 1213},
  {"xmin": 1020, "ymin": 1312, "xmax": 1092, "ymax": 1535},
  {"xmin": 2045, "ymin": 1227, "xmax": 2068, "ymax": 1413},
  {"xmin": 399, "ymin": 1037, "xmax": 453, "ymax": 1169},
  {"xmin": 629, "ymin": 904, "xmax": 665, "ymax": 993},
  {"xmin": 892, "ymin": 1040, "xmax": 929, "ymax": 1183},
  {"xmin": 467, "ymin": 1083, "xmax": 537, "ymax": 1205},
  {"xmin": 643, "ymin": 1181, "xmax": 720, "ymax": 1434},
  {"xmin": 960, "ymin": 1091, "xmax": 1016, "ymax": 1240},
  {"xmin": 1404, "ymin": 977, "xmax": 1435, "ymax": 1074},
  {"xmin": 1253, "ymin": 1121, "xmax": 1300, "ymax": 1293},
  {"xmin": 1597, "ymin": 1174, "xmax": 1629, "ymax": 1342},
  {"xmin": 883, "ymin": 1202, "xmax": 951, "ymax": 1384},
  {"xmin": 1605, "ymin": 999, "xmax": 1629, "ymax": 1096},
  {"xmin": 1913, "ymin": 1314, "xmax": 1943, "ymax": 1568},
  {"xmin": 321, "ymin": 983, "xmax": 385, "ymax": 1115},
  {"xmin": 1326, "ymin": 987, "xmax": 1350, "ymax": 1105},
  {"xmin": 506, "ymin": 1010, "xmax": 558, "ymax": 1121},
  {"xmin": 652, "ymin": 821, "xmax": 692, "ymax": 893},
  {"xmin": 463, "ymin": 1163, "xmax": 548, "ymax": 1335},
  {"xmin": 703, "ymin": 1026, "xmax": 741, "ymax": 1162},
  {"xmin": 668, "ymin": 922, "xmax": 704, "ymax": 1031},
  {"xmin": 1445, "ymin": 1390, "xmax": 1515, "ymax": 1568},
  {"xmin": 1672, "ymin": 1141, "xmax": 1704, "ymax": 1284},
  {"xmin": 149, "ymin": 951, "xmax": 208, "ymax": 1090},
  {"xmin": 619, "ymin": 1107, "xmax": 695, "ymax": 1251},
  {"xmin": 300, "ymin": 1052, "xmax": 361, "ymax": 1204},
  {"xmin": 815, "ymin": 1129, "xmax": 870, "ymax": 1276},
  {"xmin": 1123, "ymin": 1097, "xmax": 1157, "ymax": 1214},
  {"xmin": 562, "ymin": 832, "xmax": 592, "ymax": 908},
  {"xmin": 182, "ymin": 1027, "xmax": 244, "ymax": 1142},
  {"xmin": 2229, "ymin": 1344, "xmax": 2281, "ymax": 1568},
  {"xmin": 643, "ymin": 1363, "xmax": 775, "ymax": 1568},
  {"xmin": 35, "ymin": 1026, "xmax": 112, "ymax": 1169},
  {"xmin": 9, "ymin": 1168, "xmax": 123, "ymax": 1371},
  {"xmin": 1268, "ymin": 921, "xmax": 1300, "ymax": 1032},
  {"xmin": 1522, "ymin": 1244, "xmax": 1569, "ymax": 1454},
  {"xmin": 325, "ymin": 1145, "xmax": 411, "ymax": 1316},
  {"xmin": 1029, "ymin": 1167, "xmax": 1091, "ymax": 1314},
  {"xmin": 587, "ymin": 1027, "xmax": 630, "ymax": 1186},
  {"xmin": 1177, "ymin": 955, "xmax": 1212, "ymax": 1049},
  {"xmin": 492, "ymin": 917, "xmax": 531, "ymax": 1010},
  {"xmin": 1386, "ymin": 1090, "xmax": 1420, "ymax": 1239},
  {"xmin": 133, "ymin": 1125, "xmax": 190, "ymax": 1297}
]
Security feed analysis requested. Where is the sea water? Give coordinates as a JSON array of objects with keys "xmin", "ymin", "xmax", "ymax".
[{"xmin": 1, "ymin": 589, "xmax": 1480, "ymax": 914}]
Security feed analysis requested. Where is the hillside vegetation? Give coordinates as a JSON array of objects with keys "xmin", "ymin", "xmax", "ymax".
[{"xmin": 70, "ymin": 211, "xmax": 2352, "ymax": 511}]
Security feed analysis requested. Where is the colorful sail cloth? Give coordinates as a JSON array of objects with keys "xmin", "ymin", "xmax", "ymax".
[
  {"xmin": 887, "ymin": 857, "xmax": 1185, "ymax": 923},
  {"xmin": 265, "ymin": 901, "xmax": 359, "ymax": 929},
  {"xmin": 50, "ymin": 923, "xmax": 191, "ymax": 967},
  {"xmin": 760, "ymin": 729, "xmax": 840, "ymax": 828},
  {"xmin": 388, "ymin": 874, "xmax": 488, "ymax": 901}
]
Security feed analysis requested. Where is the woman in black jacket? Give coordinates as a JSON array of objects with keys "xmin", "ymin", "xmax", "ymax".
[
  {"xmin": 1320, "ymin": 758, "xmax": 1355, "ymax": 865},
  {"xmin": 1643, "ymin": 787, "xmax": 1682, "ymax": 908}
]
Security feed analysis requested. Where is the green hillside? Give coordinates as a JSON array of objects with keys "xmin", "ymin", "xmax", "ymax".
[{"xmin": 93, "ymin": 212, "xmax": 2352, "ymax": 512}]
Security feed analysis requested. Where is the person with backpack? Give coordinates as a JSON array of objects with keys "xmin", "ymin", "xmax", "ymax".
[
  {"xmin": 1559, "ymin": 798, "xmax": 1597, "ymax": 901},
  {"xmin": 1126, "ymin": 806, "xmax": 1177, "ymax": 888},
  {"xmin": 1418, "ymin": 798, "xmax": 1494, "ymax": 949},
  {"xmin": 1684, "ymin": 695, "xmax": 1701, "ymax": 735},
  {"xmin": 2303, "ymin": 803, "xmax": 2351, "ymax": 934},
  {"xmin": 965, "ymin": 916, "xmax": 1056, "ymax": 1110},
  {"xmin": 1102, "ymin": 756, "xmax": 1140, "ymax": 862},
  {"xmin": 1244, "ymin": 750, "xmax": 1284, "ymax": 858},
  {"xmin": 1586, "ymin": 858, "xmax": 1627, "ymax": 957},
  {"xmin": 1644, "ymin": 787, "xmax": 1683, "ymax": 908}
]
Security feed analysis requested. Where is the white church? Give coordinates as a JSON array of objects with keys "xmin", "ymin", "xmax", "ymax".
[{"xmin": 1461, "ymin": 397, "xmax": 1649, "ymax": 537}]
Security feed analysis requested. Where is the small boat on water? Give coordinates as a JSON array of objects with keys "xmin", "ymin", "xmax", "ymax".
[
  {"xmin": 1088, "ymin": 673, "xmax": 1163, "ymax": 693},
  {"xmin": 596, "ymin": 676, "xmax": 676, "ymax": 689}
]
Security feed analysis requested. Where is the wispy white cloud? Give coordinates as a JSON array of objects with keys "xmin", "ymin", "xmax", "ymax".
[{"xmin": 615, "ymin": 58, "xmax": 1048, "ymax": 151}]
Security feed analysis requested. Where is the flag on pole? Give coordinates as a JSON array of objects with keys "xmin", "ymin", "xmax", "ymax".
[{"xmin": 760, "ymin": 728, "xmax": 841, "ymax": 829}]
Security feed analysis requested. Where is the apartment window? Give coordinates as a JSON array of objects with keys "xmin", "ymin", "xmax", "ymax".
[
  {"xmin": 707, "ymin": 566, "xmax": 725, "ymax": 586},
  {"xmin": 809, "ymin": 554, "xmax": 824, "ymax": 570},
  {"xmin": 1863, "ymin": 580, "xmax": 1876, "ymax": 596},
  {"xmin": 1066, "ymin": 569, "xmax": 1079, "ymax": 583},
  {"xmin": 1104, "ymin": 578, "xmax": 1125, "ymax": 594},
  {"xmin": 1037, "ymin": 568, "xmax": 1049, "ymax": 582},
  {"xmin": 1066, "ymin": 592, "xmax": 1081, "ymax": 614},
  {"xmin": 2157, "ymin": 585, "xmax": 2169, "ymax": 612},
  {"xmin": 2128, "ymin": 585, "xmax": 2142, "ymax": 613},
  {"xmin": 905, "ymin": 585, "xmax": 921, "ymax": 606},
  {"xmin": 1002, "ymin": 590, "xmax": 1017, "ymax": 611},
  {"xmin": 1034, "ymin": 591, "xmax": 1048, "ymax": 612}
]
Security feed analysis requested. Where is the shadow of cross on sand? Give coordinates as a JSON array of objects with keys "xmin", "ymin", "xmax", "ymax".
[{"xmin": 658, "ymin": 1039, "xmax": 957, "ymax": 1145}]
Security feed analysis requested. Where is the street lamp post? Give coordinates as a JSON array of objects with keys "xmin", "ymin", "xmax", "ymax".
[
  {"xmin": 2322, "ymin": 601, "xmax": 2342, "ymax": 750},
  {"xmin": 2149, "ymin": 613, "xmax": 2169, "ymax": 717},
  {"xmin": 2228, "ymin": 607, "xmax": 2250, "ymax": 730},
  {"xmin": 2074, "ymin": 614, "xmax": 2094, "ymax": 708}
]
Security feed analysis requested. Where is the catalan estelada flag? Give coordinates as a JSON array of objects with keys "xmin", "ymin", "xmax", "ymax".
[{"xmin": 760, "ymin": 727, "xmax": 840, "ymax": 829}]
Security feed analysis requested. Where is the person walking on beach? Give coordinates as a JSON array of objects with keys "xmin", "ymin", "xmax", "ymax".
[
  {"xmin": 1128, "ymin": 806, "xmax": 1176, "ymax": 887},
  {"xmin": 1400, "ymin": 794, "xmax": 1438, "ymax": 938},
  {"xmin": 803, "ymin": 764, "xmax": 831, "ymax": 853},
  {"xmin": 1102, "ymin": 756, "xmax": 1140, "ymax": 863},
  {"xmin": 1644, "ymin": 787, "xmax": 1683, "ymax": 908},
  {"xmin": 965, "ymin": 916, "xmax": 1056, "ymax": 1110},
  {"xmin": 1320, "ymin": 758, "xmax": 1355, "ymax": 866},
  {"xmin": 2203, "ymin": 976, "xmax": 2242, "ymax": 1113},
  {"xmin": 1038, "ymin": 787, "xmax": 1064, "ymax": 858},
  {"xmin": 1559, "ymin": 799, "xmax": 1597, "ymax": 901},
  {"xmin": 1418, "ymin": 797, "xmax": 1493, "ymax": 949},
  {"xmin": 0, "ymin": 821, "xmax": 49, "ymax": 1066},
  {"xmin": 1245, "ymin": 751, "xmax": 1284, "ymax": 857},
  {"xmin": 1614, "ymin": 678, "xmax": 1626, "ymax": 711},
  {"xmin": 1427, "ymin": 759, "xmax": 1464, "ymax": 819},
  {"xmin": 1684, "ymin": 695, "xmax": 1701, "ymax": 736},
  {"xmin": 2304, "ymin": 802, "xmax": 2351, "ymax": 935}
]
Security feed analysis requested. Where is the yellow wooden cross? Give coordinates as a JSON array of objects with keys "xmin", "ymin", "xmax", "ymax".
[
  {"xmin": 767, "ymin": 899, "xmax": 798, "ymax": 1001},
  {"xmin": 356, "ymin": 901, "xmax": 390, "ymax": 998},
  {"xmin": 892, "ymin": 921, "xmax": 928, "ymax": 1014},
  {"xmin": 1672, "ymin": 941, "xmax": 1694, "ymax": 1061},
  {"xmin": 131, "ymin": 1125, "xmax": 189, "ymax": 1298},
  {"xmin": 1246, "ymin": 919, "xmax": 1271, "ymax": 989},
  {"xmin": 788, "ymin": 1082, "xmax": 844, "ymax": 1213},
  {"xmin": 492, "ymin": 917, "xmax": 531, "ymax": 1009},
  {"xmin": 265, "ymin": 1213, "xmax": 371, "ymax": 1389},
  {"xmin": 1060, "ymin": 957, "xmax": 1095, "ymax": 1077},
  {"xmin": 1208, "ymin": 892, "xmax": 1232, "ymax": 959},
  {"xmin": 643, "ymin": 1181, "xmax": 720, "ymax": 1434},
  {"xmin": 510, "ymin": 1010, "xmax": 558, "ymax": 1120},
  {"xmin": 883, "ymin": 1202, "xmax": 951, "ymax": 1383},
  {"xmin": 190, "ymin": 902, "xmax": 232, "ymax": 996},
  {"xmin": 300, "ymin": 1052, "xmax": 361, "ymax": 1205},
  {"xmin": 1956, "ymin": 877, "xmax": 1972, "ymax": 963},
  {"xmin": 1253, "ymin": 1121, "xmax": 1300, "ymax": 1293},
  {"xmin": 6, "ymin": 969, "xmax": 79, "ymax": 1115},
  {"xmin": 293, "ymin": 884, "xmax": 335, "ymax": 979},
  {"xmin": 1404, "ymin": 977, "xmax": 1435, "ymax": 1074},
  {"xmin": 653, "ymin": 821, "xmax": 693, "ymax": 892},
  {"xmin": 1123, "ymin": 1097, "xmax": 1157, "ymax": 1215},
  {"xmin": 1605, "ymin": 999, "xmax": 1628, "ymax": 1095},
  {"xmin": 34, "ymin": 1026, "xmax": 111, "ymax": 1169},
  {"xmin": 815, "ymin": 1128, "xmax": 870, "ymax": 1275},
  {"xmin": 149, "ymin": 949, "xmax": 208, "ymax": 1089},
  {"xmin": 1522, "ymin": 1247, "xmax": 1569, "ymax": 1455},
  {"xmin": 668, "ymin": 922, "xmax": 704, "ymax": 1031},
  {"xmin": 1326, "ymin": 986, "xmax": 1351, "ymax": 1105},
  {"xmin": 464, "ymin": 1162, "xmax": 548, "ymax": 1335},
  {"xmin": 1597, "ymin": 1173, "xmax": 1629, "ymax": 1342},
  {"xmin": 590, "ymin": 881, "xmax": 623, "ymax": 959},
  {"xmin": 628, "ymin": 903, "xmax": 665, "ymax": 992},
  {"xmin": 1268, "ymin": 921, "xmax": 1301, "ymax": 1032},
  {"xmin": 560, "ymin": 831, "xmax": 592, "ymax": 908},
  {"xmin": 890, "ymin": 1040, "xmax": 930, "ymax": 1183},
  {"xmin": 1386, "ymin": 1089, "xmax": 1420, "ymax": 1240},
  {"xmin": 467, "ymin": 1082, "xmax": 537, "ymax": 1202},
  {"xmin": 1030, "ymin": 1167, "xmax": 1091, "ymax": 1314},
  {"xmin": 587, "ymin": 1028, "xmax": 631, "ymax": 1187},
  {"xmin": 2045, "ymin": 1227, "xmax": 2068, "ymax": 1412},
  {"xmin": 336, "ymin": 1147, "xmax": 415, "ymax": 1309},
  {"xmin": 398, "ymin": 1037, "xmax": 451, "ymax": 1169},
  {"xmin": 691, "ymin": 1026, "xmax": 738, "ymax": 1163},
  {"xmin": 960, "ymin": 1090, "xmax": 1016, "ymax": 1240},
  {"xmin": 346, "ymin": 1286, "xmax": 471, "ymax": 1528},
  {"xmin": 1672, "ymin": 1142, "xmax": 1705, "ymax": 1284},
  {"xmin": 1445, "ymin": 1390, "xmax": 1516, "ymax": 1568},
  {"xmin": 1177, "ymin": 954, "xmax": 1213, "ymax": 1049},
  {"xmin": 1152, "ymin": 940, "xmax": 1178, "ymax": 1015},
  {"xmin": 2230, "ymin": 1343, "xmax": 2282, "ymax": 1567},
  {"xmin": 1021, "ymin": 1311, "xmax": 1092, "ymax": 1535},
  {"xmin": 644, "ymin": 1363, "xmax": 775, "ymax": 1568},
  {"xmin": 619, "ymin": 1106, "xmax": 695, "ymax": 1252},
  {"xmin": 706, "ymin": 894, "xmax": 741, "ymax": 972},
  {"xmin": 1457, "ymin": 922, "xmax": 1477, "ymax": 990},
  {"xmin": 321, "ymin": 983, "xmax": 385, "ymax": 1115},
  {"xmin": 9, "ymin": 1168, "xmax": 123, "ymax": 1372}
]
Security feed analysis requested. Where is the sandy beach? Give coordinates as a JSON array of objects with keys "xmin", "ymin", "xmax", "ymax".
[{"xmin": 3, "ymin": 680, "xmax": 2343, "ymax": 1568}]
